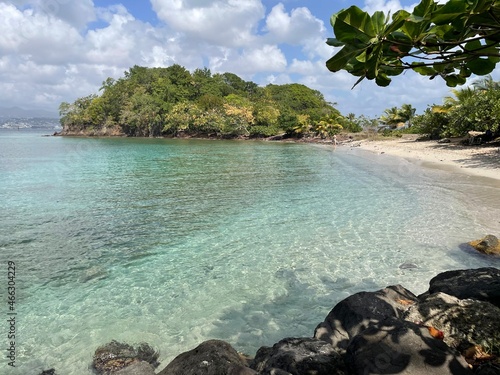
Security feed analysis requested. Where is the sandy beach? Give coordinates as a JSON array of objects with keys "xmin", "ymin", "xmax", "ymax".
[{"xmin": 350, "ymin": 136, "xmax": 500, "ymax": 182}]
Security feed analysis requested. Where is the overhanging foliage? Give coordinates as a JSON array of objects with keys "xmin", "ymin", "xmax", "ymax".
[{"xmin": 327, "ymin": 0, "xmax": 500, "ymax": 87}]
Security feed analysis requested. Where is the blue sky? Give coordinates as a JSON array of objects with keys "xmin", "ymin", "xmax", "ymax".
[{"xmin": 1, "ymin": 0, "xmax": 496, "ymax": 117}]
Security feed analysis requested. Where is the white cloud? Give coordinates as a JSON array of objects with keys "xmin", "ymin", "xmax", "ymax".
[
  {"xmin": 264, "ymin": 4, "xmax": 325, "ymax": 45},
  {"xmin": 363, "ymin": 0, "xmax": 417, "ymax": 14},
  {"xmin": 150, "ymin": 0, "xmax": 265, "ymax": 47},
  {"xmin": 212, "ymin": 44, "xmax": 287, "ymax": 75},
  {"xmin": 10, "ymin": 0, "xmax": 96, "ymax": 29}
]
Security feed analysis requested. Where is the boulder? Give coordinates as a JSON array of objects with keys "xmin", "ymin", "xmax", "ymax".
[
  {"xmin": 468, "ymin": 235, "xmax": 500, "ymax": 255},
  {"xmin": 404, "ymin": 292, "xmax": 500, "ymax": 355},
  {"xmin": 474, "ymin": 363, "xmax": 500, "ymax": 375},
  {"xmin": 345, "ymin": 320, "xmax": 472, "ymax": 375},
  {"xmin": 427, "ymin": 268, "xmax": 500, "ymax": 307},
  {"xmin": 314, "ymin": 285, "xmax": 418, "ymax": 349},
  {"xmin": 93, "ymin": 341, "xmax": 160, "ymax": 375},
  {"xmin": 250, "ymin": 337, "xmax": 346, "ymax": 375},
  {"xmin": 157, "ymin": 340, "xmax": 257, "ymax": 375}
]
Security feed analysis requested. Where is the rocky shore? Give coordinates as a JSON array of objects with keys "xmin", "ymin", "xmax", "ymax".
[{"xmin": 41, "ymin": 267, "xmax": 500, "ymax": 375}]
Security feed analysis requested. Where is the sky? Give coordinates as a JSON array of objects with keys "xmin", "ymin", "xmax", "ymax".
[{"xmin": 1, "ymin": 0, "xmax": 499, "ymax": 118}]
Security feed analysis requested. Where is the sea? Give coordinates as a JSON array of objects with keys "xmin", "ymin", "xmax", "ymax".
[{"xmin": 1, "ymin": 121, "xmax": 499, "ymax": 374}]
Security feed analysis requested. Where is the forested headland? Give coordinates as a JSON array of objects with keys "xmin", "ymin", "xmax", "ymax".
[{"xmin": 59, "ymin": 64, "xmax": 361, "ymax": 138}]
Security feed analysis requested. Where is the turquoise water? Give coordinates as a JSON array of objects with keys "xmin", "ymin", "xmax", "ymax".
[{"xmin": 1, "ymin": 128, "xmax": 499, "ymax": 374}]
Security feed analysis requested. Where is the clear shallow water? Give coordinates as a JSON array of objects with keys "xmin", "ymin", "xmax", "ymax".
[{"xmin": 1, "ymin": 128, "xmax": 499, "ymax": 374}]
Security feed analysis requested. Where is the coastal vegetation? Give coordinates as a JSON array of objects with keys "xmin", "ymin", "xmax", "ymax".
[
  {"xmin": 59, "ymin": 65, "xmax": 361, "ymax": 138},
  {"xmin": 376, "ymin": 76, "xmax": 500, "ymax": 139}
]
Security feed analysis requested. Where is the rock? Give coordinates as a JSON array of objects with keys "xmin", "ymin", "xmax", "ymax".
[
  {"xmin": 469, "ymin": 235, "xmax": 500, "ymax": 255},
  {"xmin": 251, "ymin": 337, "xmax": 346, "ymax": 375},
  {"xmin": 474, "ymin": 363, "xmax": 500, "ymax": 375},
  {"xmin": 345, "ymin": 320, "xmax": 472, "ymax": 375},
  {"xmin": 39, "ymin": 370, "xmax": 56, "ymax": 375},
  {"xmin": 427, "ymin": 268, "xmax": 500, "ymax": 307},
  {"xmin": 438, "ymin": 138, "xmax": 451, "ymax": 143},
  {"xmin": 115, "ymin": 361, "xmax": 156, "ymax": 375},
  {"xmin": 93, "ymin": 341, "xmax": 160, "ymax": 374},
  {"xmin": 157, "ymin": 339, "xmax": 257, "ymax": 375},
  {"xmin": 314, "ymin": 285, "xmax": 418, "ymax": 349},
  {"xmin": 399, "ymin": 262, "xmax": 418, "ymax": 269},
  {"xmin": 404, "ymin": 292, "xmax": 500, "ymax": 355}
]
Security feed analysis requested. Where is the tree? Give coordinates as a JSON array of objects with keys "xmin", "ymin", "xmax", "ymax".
[
  {"xmin": 380, "ymin": 107, "xmax": 404, "ymax": 128},
  {"xmin": 413, "ymin": 77, "xmax": 500, "ymax": 137},
  {"xmin": 326, "ymin": 0, "xmax": 500, "ymax": 87}
]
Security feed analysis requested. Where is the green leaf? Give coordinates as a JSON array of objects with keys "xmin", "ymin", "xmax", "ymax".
[
  {"xmin": 412, "ymin": 64, "xmax": 437, "ymax": 75},
  {"xmin": 385, "ymin": 10, "xmax": 411, "ymax": 34},
  {"xmin": 431, "ymin": 0, "xmax": 468, "ymax": 25},
  {"xmin": 326, "ymin": 44, "xmax": 366, "ymax": 72},
  {"xmin": 426, "ymin": 24, "xmax": 454, "ymax": 39},
  {"xmin": 401, "ymin": 20, "xmax": 422, "ymax": 40},
  {"xmin": 413, "ymin": 0, "xmax": 436, "ymax": 18},
  {"xmin": 465, "ymin": 39, "xmax": 483, "ymax": 52},
  {"xmin": 466, "ymin": 57, "xmax": 496, "ymax": 74},
  {"xmin": 371, "ymin": 11, "xmax": 386, "ymax": 35},
  {"xmin": 376, "ymin": 72, "xmax": 391, "ymax": 86},
  {"xmin": 444, "ymin": 74, "xmax": 460, "ymax": 86},
  {"xmin": 331, "ymin": 6, "xmax": 373, "ymax": 44},
  {"xmin": 326, "ymin": 38, "xmax": 344, "ymax": 47}
]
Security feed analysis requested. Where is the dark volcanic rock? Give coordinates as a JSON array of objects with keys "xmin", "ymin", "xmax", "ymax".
[
  {"xmin": 93, "ymin": 341, "xmax": 159, "ymax": 374},
  {"xmin": 158, "ymin": 339, "xmax": 257, "ymax": 375},
  {"xmin": 251, "ymin": 337, "xmax": 346, "ymax": 375},
  {"xmin": 474, "ymin": 363, "xmax": 500, "ymax": 375},
  {"xmin": 345, "ymin": 320, "xmax": 472, "ymax": 375},
  {"xmin": 314, "ymin": 285, "xmax": 418, "ymax": 349},
  {"xmin": 404, "ymin": 292, "xmax": 500, "ymax": 354},
  {"xmin": 427, "ymin": 268, "xmax": 500, "ymax": 307}
]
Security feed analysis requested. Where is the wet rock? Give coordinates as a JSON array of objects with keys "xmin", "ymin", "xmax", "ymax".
[
  {"xmin": 314, "ymin": 285, "xmax": 417, "ymax": 349},
  {"xmin": 427, "ymin": 268, "xmax": 500, "ymax": 307},
  {"xmin": 404, "ymin": 292, "xmax": 500, "ymax": 355},
  {"xmin": 158, "ymin": 339, "xmax": 257, "ymax": 375},
  {"xmin": 115, "ymin": 361, "xmax": 156, "ymax": 375},
  {"xmin": 469, "ymin": 235, "xmax": 500, "ymax": 255},
  {"xmin": 93, "ymin": 341, "xmax": 160, "ymax": 374},
  {"xmin": 399, "ymin": 262, "xmax": 418, "ymax": 269},
  {"xmin": 251, "ymin": 337, "xmax": 346, "ymax": 375},
  {"xmin": 345, "ymin": 320, "xmax": 472, "ymax": 375}
]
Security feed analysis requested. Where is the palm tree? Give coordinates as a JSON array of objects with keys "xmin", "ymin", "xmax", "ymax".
[
  {"xmin": 399, "ymin": 104, "xmax": 416, "ymax": 127},
  {"xmin": 380, "ymin": 104, "xmax": 415, "ymax": 128},
  {"xmin": 380, "ymin": 107, "xmax": 403, "ymax": 128},
  {"xmin": 433, "ymin": 87, "xmax": 475, "ymax": 114},
  {"xmin": 472, "ymin": 75, "xmax": 500, "ymax": 91}
]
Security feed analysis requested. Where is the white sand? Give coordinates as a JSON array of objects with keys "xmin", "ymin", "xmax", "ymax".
[{"xmin": 351, "ymin": 136, "xmax": 500, "ymax": 182}]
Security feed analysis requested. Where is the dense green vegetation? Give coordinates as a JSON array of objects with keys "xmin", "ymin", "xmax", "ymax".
[
  {"xmin": 59, "ymin": 65, "xmax": 361, "ymax": 138},
  {"xmin": 327, "ymin": 0, "xmax": 500, "ymax": 87},
  {"xmin": 413, "ymin": 76, "xmax": 500, "ymax": 138},
  {"xmin": 379, "ymin": 77, "xmax": 500, "ymax": 139}
]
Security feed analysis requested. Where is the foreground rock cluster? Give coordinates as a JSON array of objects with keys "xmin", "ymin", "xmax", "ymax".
[{"xmin": 41, "ymin": 267, "xmax": 500, "ymax": 375}]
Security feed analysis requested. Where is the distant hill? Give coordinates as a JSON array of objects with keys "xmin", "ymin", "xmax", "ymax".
[{"xmin": 0, "ymin": 106, "xmax": 58, "ymax": 118}]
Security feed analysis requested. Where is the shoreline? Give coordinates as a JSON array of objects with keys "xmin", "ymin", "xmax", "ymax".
[
  {"xmin": 349, "ymin": 136, "xmax": 500, "ymax": 182},
  {"xmin": 53, "ymin": 130, "xmax": 500, "ymax": 183}
]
